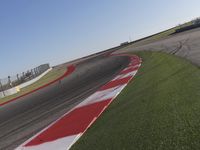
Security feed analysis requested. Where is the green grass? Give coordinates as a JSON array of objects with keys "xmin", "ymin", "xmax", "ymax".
[
  {"xmin": 0, "ymin": 66, "xmax": 67, "ymax": 104},
  {"xmin": 71, "ymin": 51, "xmax": 200, "ymax": 150},
  {"xmin": 132, "ymin": 22, "xmax": 192, "ymax": 46}
]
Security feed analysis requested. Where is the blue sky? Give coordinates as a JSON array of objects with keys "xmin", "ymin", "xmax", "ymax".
[{"xmin": 0, "ymin": 0, "xmax": 200, "ymax": 77}]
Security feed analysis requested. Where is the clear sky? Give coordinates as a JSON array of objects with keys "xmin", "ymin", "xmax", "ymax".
[{"xmin": 0, "ymin": 0, "xmax": 200, "ymax": 77}]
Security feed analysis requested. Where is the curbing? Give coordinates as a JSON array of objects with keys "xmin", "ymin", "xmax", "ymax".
[
  {"xmin": 0, "ymin": 65, "xmax": 75, "ymax": 106},
  {"xmin": 16, "ymin": 54, "xmax": 142, "ymax": 150},
  {"xmin": 0, "ymin": 68, "xmax": 52, "ymax": 99}
]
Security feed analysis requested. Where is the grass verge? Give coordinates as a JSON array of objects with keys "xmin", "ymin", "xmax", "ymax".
[
  {"xmin": 71, "ymin": 51, "xmax": 200, "ymax": 150},
  {"xmin": 0, "ymin": 66, "xmax": 67, "ymax": 104},
  {"xmin": 132, "ymin": 21, "xmax": 192, "ymax": 46}
]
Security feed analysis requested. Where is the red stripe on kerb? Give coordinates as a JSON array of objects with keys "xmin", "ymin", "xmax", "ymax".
[
  {"xmin": 128, "ymin": 61, "xmax": 140, "ymax": 66},
  {"xmin": 99, "ymin": 76, "xmax": 132, "ymax": 91},
  {"xmin": 0, "ymin": 65, "xmax": 75, "ymax": 107},
  {"xmin": 25, "ymin": 99, "xmax": 112, "ymax": 146},
  {"xmin": 120, "ymin": 66, "xmax": 139, "ymax": 75}
]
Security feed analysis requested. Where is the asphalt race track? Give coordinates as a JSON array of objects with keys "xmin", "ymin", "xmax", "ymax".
[
  {"xmin": 0, "ymin": 55, "xmax": 129, "ymax": 150},
  {"xmin": 1, "ymin": 28, "xmax": 199, "ymax": 150},
  {"xmin": 117, "ymin": 28, "xmax": 200, "ymax": 66}
]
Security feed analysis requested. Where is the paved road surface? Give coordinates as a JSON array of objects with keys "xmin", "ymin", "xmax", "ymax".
[
  {"xmin": 0, "ymin": 55, "xmax": 129, "ymax": 150},
  {"xmin": 2, "ymin": 28, "xmax": 199, "ymax": 150},
  {"xmin": 117, "ymin": 28, "xmax": 200, "ymax": 66}
]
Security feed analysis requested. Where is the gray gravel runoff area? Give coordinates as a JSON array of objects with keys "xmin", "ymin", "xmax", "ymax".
[
  {"xmin": 117, "ymin": 28, "xmax": 200, "ymax": 66},
  {"xmin": 0, "ymin": 54, "xmax": 130, "ymax": 150}
]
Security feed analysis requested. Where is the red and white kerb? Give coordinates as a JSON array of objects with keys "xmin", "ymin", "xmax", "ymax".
[{"xmin": 16, "ymin": 54, "xmax": 142, "ymax": 150}]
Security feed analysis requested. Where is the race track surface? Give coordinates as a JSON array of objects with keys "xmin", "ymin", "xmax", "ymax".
[
  {"xmin": 2, "ymin": 28, "xmax": 199, "ymax": 150},
  {"xmin": 0, "ymin": 55, "xmax": 129, "ymax": 150},
  {"xmin": 117, "ymin": 28, "xmax": 200, "ymax": 66}
]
